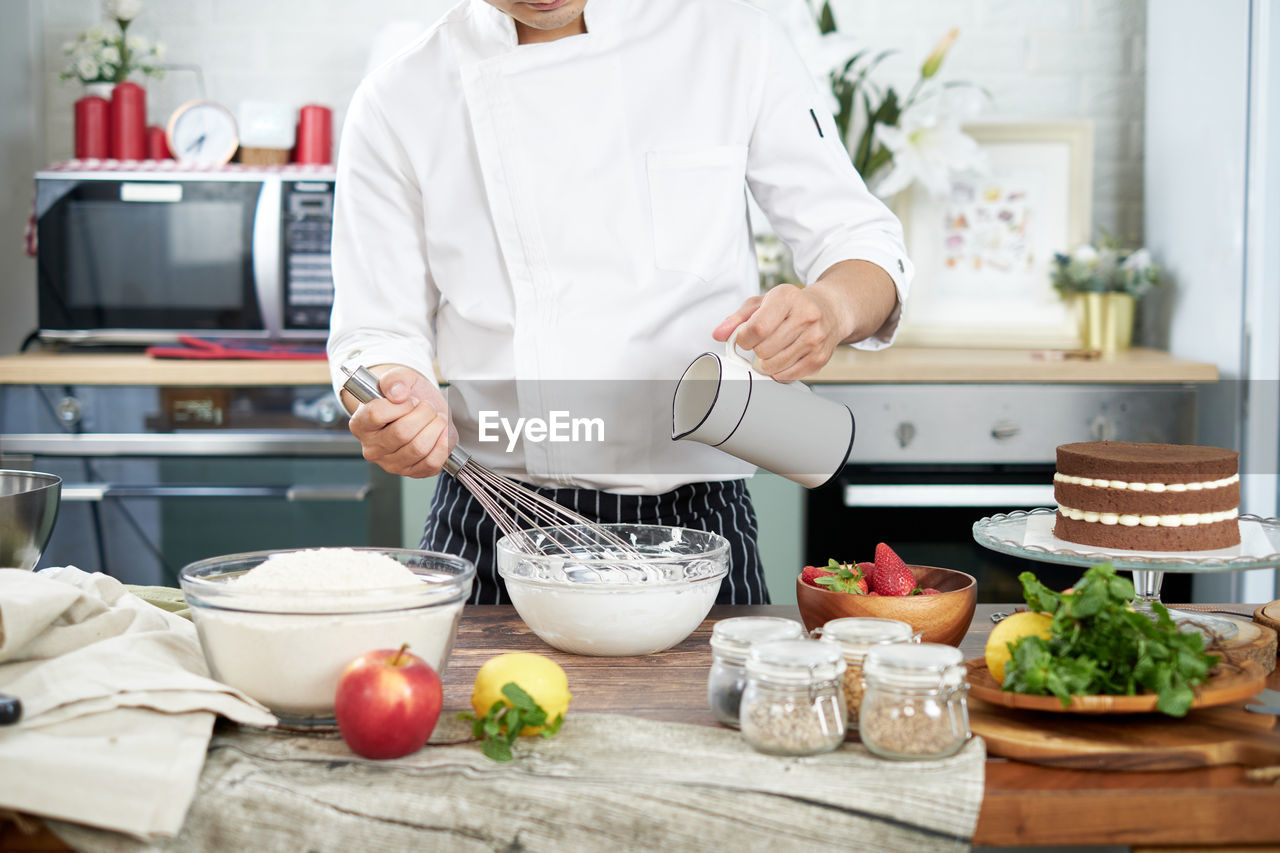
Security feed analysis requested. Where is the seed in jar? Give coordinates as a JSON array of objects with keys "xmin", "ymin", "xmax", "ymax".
[
  {"xmin": 860, "ymin": 701, "xmax": 967, "ymax": 758},
  {"xmin": 740, "ymin": 696, "xmax": 844, "ymax": 755},
  {"xmin": 841, "ymin": 664, "xmax": 865, "ymax": 727}
]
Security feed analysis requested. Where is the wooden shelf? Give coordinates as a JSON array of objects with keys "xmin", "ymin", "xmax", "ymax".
[{"xmin": 0, "ymin": 345, "xmax": 1218, "ymax": 388}]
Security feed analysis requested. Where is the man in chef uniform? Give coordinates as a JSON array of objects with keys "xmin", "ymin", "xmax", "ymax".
[{"xmin": 329, "ymin": 0, "xmax": 912, "ymax": 605}]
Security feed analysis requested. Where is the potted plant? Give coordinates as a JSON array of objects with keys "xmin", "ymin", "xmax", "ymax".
[
  {"xmin": 59, "ymin": 0, "xmax": 166, "ymax": 95},
  {"xmin": 1050, "ymin": 235, "xmax": 1160, "ymax": 352}
]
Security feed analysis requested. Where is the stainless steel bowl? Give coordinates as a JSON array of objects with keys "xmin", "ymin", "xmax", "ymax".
[{"xmin": 0, "ymin": 470, "xmax": 62, "ymax": 570}]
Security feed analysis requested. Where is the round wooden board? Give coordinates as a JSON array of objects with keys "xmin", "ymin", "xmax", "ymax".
[
  {"xmin": 965, "ymin": 658, "xmax": 1267, "ymax": 714},
  {"xmin": 1254, "ymin": 599, "xmax": 1280, "ymax": 649},
  {"xmin": 968, "ymin": 696, "xmax": 1280, "ymax": 771},
  {"xmin": 1172, "ymin": 609, "xmax": 1277, "ymax": 674}
]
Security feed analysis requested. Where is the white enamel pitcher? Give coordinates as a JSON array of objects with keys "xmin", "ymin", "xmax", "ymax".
[{"xmin": 671, "ymin": 330, "xmax": 855, "ymax": 488}]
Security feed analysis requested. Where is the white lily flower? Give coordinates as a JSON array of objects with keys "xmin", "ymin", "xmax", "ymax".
[
  {"xmin": 870, "ymin": 105, "xmax": 986, "ymax": 199},
  {"xmin": 153, "ymin": 40, "xmax": 166, "ymax": 60},
  {"xmin": 86, "ymin": 25, "xmax": 106, "ymax": 43},
  {"xmin": 100, "ymin": 45, "xmax": 120, "ymax": 65},
  {"xmin": 127, "ymin": 34, "xmax": 148, "ymax": 52}
]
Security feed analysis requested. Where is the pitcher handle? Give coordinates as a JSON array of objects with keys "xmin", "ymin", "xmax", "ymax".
[{"xmin": 725, "ymin": 326, "xmax": 811, "ymax": 389}]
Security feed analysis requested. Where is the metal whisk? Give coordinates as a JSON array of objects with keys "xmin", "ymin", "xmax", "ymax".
[{"xmin": 340, "ymin": 364, "xmax": 642, "ymax": 561}]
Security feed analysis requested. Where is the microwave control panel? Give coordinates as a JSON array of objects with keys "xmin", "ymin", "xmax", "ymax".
[{"xmin": 282, "ymin": 180, "xmax": 336, "ymax": 331}]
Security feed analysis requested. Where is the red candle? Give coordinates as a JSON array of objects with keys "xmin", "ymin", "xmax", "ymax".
[
  {"xmin": 74, "ymin": 96, "xmax": 110, "ymax": 159},
  {"xmin": 295, "ymin": 104, "xmax": 332, "ymax": 164},
  {"xmin": 146, "ymin": 125, "xmax": 172, "ymax": 159},
  {"xmin": 110, "ymin": 82, "xmax": 146, "ymax": 160}
]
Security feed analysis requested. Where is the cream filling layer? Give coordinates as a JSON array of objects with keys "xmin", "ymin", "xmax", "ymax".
[
  {"xmin": 1054, "ymin": 472, "xmax": 1238, "ymax": 492},
  {"xmin": 1057, "ymin": 504, "xmax": 1239, "ymax": 527}
]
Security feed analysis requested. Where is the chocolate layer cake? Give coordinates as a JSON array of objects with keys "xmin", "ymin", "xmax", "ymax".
[{"xmin": 1053, "ymin": 441, "xmax": 1240, "ymax": 551}]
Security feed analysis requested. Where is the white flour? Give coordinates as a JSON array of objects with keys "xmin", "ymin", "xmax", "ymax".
[{"xmin": 190, "ymin": 549, "xmax": 463, "ymax": 721}]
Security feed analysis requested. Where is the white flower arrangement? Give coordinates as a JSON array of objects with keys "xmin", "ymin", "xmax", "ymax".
[
  {"xmin": 1051, "ymin": 234, "xmax": 1160, "ymax": 299},
  {"xmin": 60, "ymin": 0, "xmax": 165, "ymax": 86}
]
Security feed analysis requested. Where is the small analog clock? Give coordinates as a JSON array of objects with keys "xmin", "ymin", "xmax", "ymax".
[{"xmin": 166, "ymin": 100, "xmax": 240, "ymax": 166}]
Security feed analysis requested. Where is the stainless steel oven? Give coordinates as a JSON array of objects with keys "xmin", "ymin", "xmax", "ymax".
[
  {"xmin": 806, "ymin": 384, "xmax": 1200, "ymax": 603},
  {"xmin": 0, "ymin": 383, "xmax": 399, "ymax": 586}
]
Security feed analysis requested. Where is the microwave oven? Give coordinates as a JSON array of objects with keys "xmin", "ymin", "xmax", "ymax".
[{"xmin": 34, "ymin": 166, "xmax": 337, "ymax": 345}]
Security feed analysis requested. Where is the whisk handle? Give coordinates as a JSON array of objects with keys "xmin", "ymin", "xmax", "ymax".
[
  {"xmin": 339, "ymin": 363, "xmax": 384, "ymax": 404},
  {"xmin": 443, "ymin": 447, "xmax": 471, "ymax": 476}
]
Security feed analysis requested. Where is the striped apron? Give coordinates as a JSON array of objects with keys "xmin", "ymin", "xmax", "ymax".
[{"xmin": 420, "ymin": 475, "xmax": 768, "ymax": 606}]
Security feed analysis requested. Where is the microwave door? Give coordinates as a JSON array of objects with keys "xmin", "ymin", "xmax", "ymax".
[{"xmin": 36, "ymin": 176, "xmax": 269, "ymax": 343}]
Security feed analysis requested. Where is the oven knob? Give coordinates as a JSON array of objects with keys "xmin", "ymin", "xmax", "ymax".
[
  {"xmin": 55, "ymin": 396, "xmax": 82, "ymax": 427},
  {"xmin": 894, "ymin": 421, "xmax": 916, "ymax": 448},
  {"xmin": 991, "ymin": 421, "xmax": 1020, "ymax": 441}
]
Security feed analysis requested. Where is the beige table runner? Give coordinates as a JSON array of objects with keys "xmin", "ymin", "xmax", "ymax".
[{"xmin": 51, "ymin": 714, "xmax": 985, "ymax": 852}]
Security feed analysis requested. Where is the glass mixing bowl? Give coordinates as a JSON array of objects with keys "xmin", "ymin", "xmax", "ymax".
[
  {"xmin": 179, "ymin": 548, "xmax": 474, "ymax": 728},
  {"xmin": 497, "ymin": 524, "xmax": 729, "ymax": 656}
]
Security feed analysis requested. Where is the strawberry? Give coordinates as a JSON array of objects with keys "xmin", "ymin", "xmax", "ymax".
[
  {"xmin": 871, "ymin": 543, "xmax": 917, "ymax": 596},
  {"xmin": 800, "ymin": 565, "xmax": 833, "ymax": 588},
  {"xmin": 813, "ymin": 559, "xmax": 868, "ymax": 595},
  {"xmin": 921, "ymin": 588, "xmax": 940, "ymax": 595},
  {"xmin": 870, "ymin": 545, "xmax": 911, "ymax": 591}
]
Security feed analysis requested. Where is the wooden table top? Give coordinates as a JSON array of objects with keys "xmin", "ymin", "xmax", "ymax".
[
  {"xmin": 3, "ymin": 603, "xmax": 1277, "ymax": 851},
  {"xmin": 442, "ymin": 604, "xmax": 1280, "ymax": 851}
]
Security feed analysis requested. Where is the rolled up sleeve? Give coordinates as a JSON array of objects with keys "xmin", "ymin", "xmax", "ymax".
[
  {"xmin": 744, "ymin": 15, "xmax": 913, "ymax": 349},
  {"xmin": 326, "ymin": 82, "xmax": 441, "ymax": 396}
]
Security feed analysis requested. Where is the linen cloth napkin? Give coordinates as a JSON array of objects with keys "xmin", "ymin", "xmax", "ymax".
[
  {"xmin": 49, "ymin": 715, "xmax": 986, "ymax": 853},
  {"xmin": 0, "ymin": 567, "xmax": 276, "ymax": 839}
]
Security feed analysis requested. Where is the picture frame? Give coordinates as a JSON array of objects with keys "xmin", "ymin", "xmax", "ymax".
[{"xmin": 893, "ymin": 120, "xmax": 1094, "ymax": 349}]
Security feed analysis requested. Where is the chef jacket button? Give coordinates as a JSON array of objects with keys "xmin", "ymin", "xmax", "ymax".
[{"xmin": 897, "ymin": 259, "xmax": 905, "ymax": 273}]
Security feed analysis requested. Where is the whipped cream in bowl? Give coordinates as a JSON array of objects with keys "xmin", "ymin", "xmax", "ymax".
[{"xmin": 497, "ymin": 524, "xmax": 729, "ymax": 656}]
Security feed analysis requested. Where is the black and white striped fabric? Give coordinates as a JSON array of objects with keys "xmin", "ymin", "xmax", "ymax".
[{"xmin": 420, "ymin": 474, "xmax": 769, "ymax": 606}]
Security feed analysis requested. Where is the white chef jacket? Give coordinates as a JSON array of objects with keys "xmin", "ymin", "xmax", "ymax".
[{"xmin": 328, "ymin": 0, "xmax": 913, "ymax": 494}]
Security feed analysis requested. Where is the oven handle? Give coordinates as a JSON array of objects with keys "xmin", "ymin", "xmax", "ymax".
[
  {"xmin": 842, "ymin": 484, "xmax": 1056, "ymax": 508},
  {"xmin": 60, "ymin": 484, "xmax": 371, "ymax": 502}
]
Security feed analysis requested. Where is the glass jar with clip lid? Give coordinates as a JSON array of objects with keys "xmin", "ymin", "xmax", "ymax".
[
  {"xmin": 738, "ymin": 639, "xmax": 846, "ymax": 756},
  {"xmin": 811, "ymin": 617, "xmax": 918, "ymax": 730},
  {"xmin": 859, "ymin": 642, "xmax": 970, "ymax": 760},
  {"xmin": 707, "ymin": 616, "xmax": 805, "ymax": 728}
]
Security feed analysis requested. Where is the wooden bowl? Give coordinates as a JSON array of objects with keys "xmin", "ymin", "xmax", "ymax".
[{"xmin": 795, "ymin": 565, "xmax": 977, "ymax": 647}]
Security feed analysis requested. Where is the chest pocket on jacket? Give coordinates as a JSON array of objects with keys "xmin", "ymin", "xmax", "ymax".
[{"xmin": 646, "ymin": 145, "xmax": 749, "ymax": 282}]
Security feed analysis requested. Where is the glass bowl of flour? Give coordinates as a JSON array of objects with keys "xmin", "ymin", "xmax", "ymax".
[
  {"xmin": 179, "ymin": 547, "xmax": 474, "ymax": 728},
  {"xmin": 497, "ymin": 524, "xmax": 728, "ymax": 656}
]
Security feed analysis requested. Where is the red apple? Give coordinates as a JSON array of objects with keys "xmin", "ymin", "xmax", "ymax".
[{"xmin": 334, "ymin": 643, "xmax": 442, "ymax": 759}]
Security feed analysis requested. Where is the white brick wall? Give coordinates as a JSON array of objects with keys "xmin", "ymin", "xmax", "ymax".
[{"xmin": 36, "ymin": 0, "xmax": 1145, "ymax": 240}]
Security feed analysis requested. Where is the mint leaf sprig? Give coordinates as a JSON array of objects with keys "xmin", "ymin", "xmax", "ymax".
[
  {"xmin": 1004, "ymin": 563, "xmax": 1220, "ymax": 716},
  {"xmin": 457, "ymin": 682, "xmax": 564, "ymax": 762}
]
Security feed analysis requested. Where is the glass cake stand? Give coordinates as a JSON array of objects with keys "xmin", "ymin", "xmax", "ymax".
[{"xmin": 972, "ymin": 508, "xmax": 1280, "ymax": 638}]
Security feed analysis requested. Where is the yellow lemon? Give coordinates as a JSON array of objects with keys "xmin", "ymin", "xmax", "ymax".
[
  {"xmin": 471, "ymin": 652, "xmax": 571, "ymax": 736},
  {"xmin": 984, "ymin": 611, "xmax": 1053, "ymax": 684}
]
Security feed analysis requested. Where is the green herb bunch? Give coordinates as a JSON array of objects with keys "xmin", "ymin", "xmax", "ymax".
[
  {"xmin": 1003, "ymin": 563, "xmax": 1219, "ymax": 716},
  {"xmin": 458, "ymin": 682, "xmax": 564, "ymax": 762}
]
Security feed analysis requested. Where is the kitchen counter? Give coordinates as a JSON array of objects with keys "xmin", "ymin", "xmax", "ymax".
[
  {"xmin": 4, "ymin": 602, "xmax": 1277, "ymax": 851},
  {"xmin": 0, "ymin": 345, "xmax": 1218, "ymax": 387}
]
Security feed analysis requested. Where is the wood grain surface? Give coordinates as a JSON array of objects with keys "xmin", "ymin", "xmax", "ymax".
[
  {"xmin": 0, "ymin": 346, "xmax": 1219, "ymax": 388},
  {"xmin": 968, "ymin": 696, "xmax": 1280, "ymax": 771}
]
